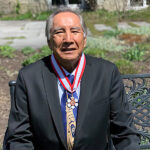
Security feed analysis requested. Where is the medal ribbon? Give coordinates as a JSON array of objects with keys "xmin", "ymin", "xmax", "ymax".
[{"xmin": 50, "ymin": 53, "xmax": 86, "ymax": 93}]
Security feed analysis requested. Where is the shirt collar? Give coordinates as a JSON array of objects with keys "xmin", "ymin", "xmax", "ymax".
[
  {"xmin": 58, "ymin": 66, "xmax": 76, "ymax": 86},
  {"xmin": 62, "ymin": 67, "xmax": 76, "ymax": 77}
]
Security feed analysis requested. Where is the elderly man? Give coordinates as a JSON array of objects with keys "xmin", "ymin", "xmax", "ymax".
[{"xmin": 4, "ymin": 8, "xmax": 140, "ymax": 150}]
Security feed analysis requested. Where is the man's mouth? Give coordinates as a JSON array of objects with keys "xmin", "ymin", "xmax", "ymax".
[{"xmin": 61, "ymin": 48, "xmax": 76, "ymax": 51}]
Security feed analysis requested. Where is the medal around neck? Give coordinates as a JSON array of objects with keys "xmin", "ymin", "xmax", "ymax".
[
  {"xmin": 66, "ymin": 92, "xmax": 78, "ymax": 109},
  {"xmin": 50, "ymin": 53, "xmax": 86, "ymax": 109}
]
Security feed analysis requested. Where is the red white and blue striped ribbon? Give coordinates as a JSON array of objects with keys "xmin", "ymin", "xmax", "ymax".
[{"xmin": 50, "ymin": 53, "xmax": 86, "ymax": 93}]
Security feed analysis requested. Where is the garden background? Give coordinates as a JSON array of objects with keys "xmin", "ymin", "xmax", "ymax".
[{"xmin": 0, "ymin": 4, "xmax": 150, "ymax": 150}]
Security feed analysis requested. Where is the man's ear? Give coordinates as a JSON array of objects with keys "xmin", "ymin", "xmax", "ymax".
[{"xmin": 47, "ymin": 39, "xmax": 53, "ymax": 51}]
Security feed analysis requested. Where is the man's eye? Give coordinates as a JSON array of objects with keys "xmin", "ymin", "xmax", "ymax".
[
  {"xmin": 55, "ymin": 31, "xmax": 64, "ymax": 34},
  {"xmin": 72, "ymin": 31, "xmax": 79, "ymax": 34}
]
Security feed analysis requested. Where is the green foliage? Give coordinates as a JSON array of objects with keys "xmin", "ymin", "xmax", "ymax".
[
  {"xmin": 15, "ymin": 11, "xmax": 33, "ymax": 20},
  {"xmin": 40, "ymin": 45, "xmax": 52, "ymax": 56},
  {"xmin": 81, "ymin": 7, "xmax": 150, "ymax": 36},
  {"xmin": 103, "ymin": 29, "xmax": 122, "ymax": 38},
  {"xmin": 22, "ymin": 52, "xmax": 44, "ymax": 66},
  {"xmin": 123, "ymin": 45, "xmax": 146, "ymax": 61},
  {"xmin": 16, "ymin": 0, "xmax": 20, "ymax": 14},
  {"xmin": 113, "ymin": 59, "xmax": 137, "ymax": 74},
  {"xmin": 0, "ymin": 45, "xmax": 16, "ymax": 58},
  {"xmin": 0, "ymin": 11, "xmax": 52, "ymax": 21},
  {"xmin": 121, "ymin": 26, "xmax": 150, "ymax": 36},
  {"xmin": 124, "ymin": 6, "xmax": 150, "ymax": 22},
  {"xmin": 86, "ymin": 37, "xmax": 126, "ymax": 52},
  {"xmin": 82, "ymin": 9, "xmax": 118, "ymax": 36},
  {"xmin": 21, "ymin": 46, "xmax": 35, "ymax": 55},
  {"xmin": 22, "ymin": 46, "xmax": 52, "ymax": 66},
  {"xmin": 97, "ymin": 9, "xmax": 118, "ymax": 23},
  {"xmin": 34, "ymin": 11, "xmax": 52, "ymax": 20},
  {"xmin": 84, "ymin": 48, "xmax": 106, "ymax": 58}
]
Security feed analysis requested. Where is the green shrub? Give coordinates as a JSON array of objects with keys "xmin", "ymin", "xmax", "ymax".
[
  {"xmin": 113, "ymin": 59, "xmax": 137, "ymax": 74},
  {"xmin": 22, "ymin": 53, "xmax": 43, "ymax": 66},
  {"xmin": 123, "ymin": 45, "xmax": 145, "ymax": 61},
  {"xmin": 84, "ymin": 48, "xmax": 106, "ymax": 58},
  {"xmin": 21, "ymin": 46, "xmax": 35, "ymax": 55},
  {"xmin": 0, "ymin": 45, "xmax": 16, "ymax": 58},
  {"xmin": 22, "ymin": 46, "xmax": 52, "ymax": 66}
]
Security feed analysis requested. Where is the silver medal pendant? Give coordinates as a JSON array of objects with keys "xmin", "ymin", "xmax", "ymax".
[{"xmin": 67, "ymin": 96, "xmax": 78, "ymax": 109}]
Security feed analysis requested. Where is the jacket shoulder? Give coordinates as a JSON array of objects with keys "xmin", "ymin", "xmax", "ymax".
[
  {"xmin": 19, "ymin": 56, "xmax": 50, "ymax": 76},
  {"xmin": 85, "ymin": 54, "xmax": 117, "ymax": 70}
]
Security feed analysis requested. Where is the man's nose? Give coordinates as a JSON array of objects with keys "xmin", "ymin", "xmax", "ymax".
[{"xmin": 63, "ymin": 32, "xmax": 73, "ymax": 42}]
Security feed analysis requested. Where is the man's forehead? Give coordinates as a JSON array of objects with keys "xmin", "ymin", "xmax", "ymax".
[
  {"xmin": 51, "ymin": 12, "xmax": 82, "ymax": 29},
  {"xmin": 54, "ymin": 11, "xmax": 79, "ymax": 19},
  {"xmin": 53, "ymin": 12, "xmax": 80, "ymax": 23}
]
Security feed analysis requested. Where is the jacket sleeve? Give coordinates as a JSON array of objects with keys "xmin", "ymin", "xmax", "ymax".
[
  {"xmin": 4, "ymin": 70, "xmax": 34, "ymax": 150},
  {"xmin": 110, "ymin": 65, "xmax": 141, "ymax": 150}
]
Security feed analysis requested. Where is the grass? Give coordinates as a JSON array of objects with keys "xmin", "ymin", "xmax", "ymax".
[
  {"xmin": 1, "ymin": 12, "xmax": 33, "ymax": 20},
  {"xmin": 124, "ymin": 6, "xmax": 150, "ymax": 22},
  {"xmin": 0, "ymin": 11, "xmax": 52, "ymax": 21},
  {"xmin": 81, "ymin": 7, "xmax": 150, "ymax": 36},
  {"xmin": 34, "ymin": 11, "xmax": 52, "ymax": 20},
  {"xmin": 81, "ymin": 9, "xmax": 118, "ymax": 36}
]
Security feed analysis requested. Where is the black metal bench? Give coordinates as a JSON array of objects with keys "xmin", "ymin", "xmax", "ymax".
[
  {"xmin": 121, "ymin": 74, "xmax": 150, "ymax": 149},
  {"xmin": 7, "ymin": 73, "xmax": 150, "ymax": 149}
]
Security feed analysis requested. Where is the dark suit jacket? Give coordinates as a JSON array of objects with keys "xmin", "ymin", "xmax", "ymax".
[{"xmin": 4, "ymin": 55, "xmax": 140, "ymax": 150}]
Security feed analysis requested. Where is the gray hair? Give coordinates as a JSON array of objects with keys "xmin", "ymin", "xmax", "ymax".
[{"xmin": 45, "ymin": 7, "xmax": 87, "ymax": 40}]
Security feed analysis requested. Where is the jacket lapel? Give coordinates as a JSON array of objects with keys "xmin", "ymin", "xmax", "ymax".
[
  {"xmin": 73, "ymin": 56, "xmax": 93, "ymax": 148},
  {"xmin": 42, "ymin": 57, "xmax": 67, "ymax": 149}
]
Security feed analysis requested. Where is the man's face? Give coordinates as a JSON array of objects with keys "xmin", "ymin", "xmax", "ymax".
[{"xmin": 48, "ymin": 12, "xmax": 86, "ymax": 64}]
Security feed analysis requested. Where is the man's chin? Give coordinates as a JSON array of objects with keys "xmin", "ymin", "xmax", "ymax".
[
  {"xmin": 62, "ymin": 54, "xmax": 80, "ymax": 61},
  {"xmin": 53, "ymin": 52, "xmax": 81, "ymax": 64}
]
